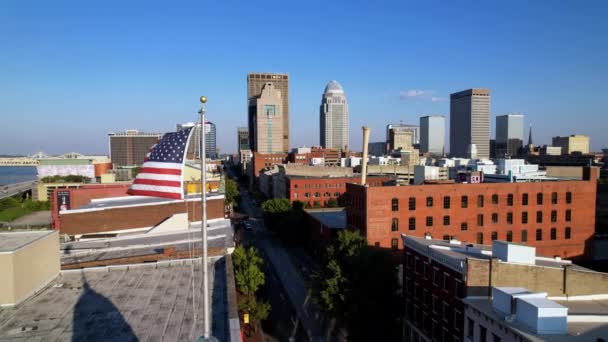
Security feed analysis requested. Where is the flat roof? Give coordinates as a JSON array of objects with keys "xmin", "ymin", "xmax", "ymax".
[
  {"xmin": 305, "ymin": 209, "xmax": 347, "ymax": 229},
  {"xmin": 401, "ymin": 235, "xmax": 588, "ymax": 271},
  {"xmin": 69, "ymin": 193, "xmax": 225, "ymax": 212},
  {"xmin": 464, "ymin": 297, "xmax": 608, "ymax": 342},
  {"xmin": 0, "ymin": 231, "xmax": 56, "ymax": 253},
  {"xmin": 0, "ymin": 258, "xmax": 232, "ymax": 341}
]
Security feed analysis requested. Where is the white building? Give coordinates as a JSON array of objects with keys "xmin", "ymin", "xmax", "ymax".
[
  {"xmin": 414, "ymin": 165, "xmax": 448, "ymax": 185},
  {"xmin": 420, "ymin": 115, "xmax": 445, "ymax": 155},
  {"xmin": 320, "ymin": 81, "xmax": 349, "ymax": 150}
]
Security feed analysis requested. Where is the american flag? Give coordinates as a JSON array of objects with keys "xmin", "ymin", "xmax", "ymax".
[{"xmin": 127, "ymin": 127, "xmax": 194, "ymax": 199}]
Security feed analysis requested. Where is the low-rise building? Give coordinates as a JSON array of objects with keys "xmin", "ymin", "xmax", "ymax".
[
  {"xmin": 552, "ymin": 135, "xmax": 590, "ymax": 155},
  {"xmin": 346, "ymin": 167, "xmax": 598, "ymax": 259},
  {"xmin": 401, "ymin": 235, "xmax": 608, "ymax": 342}
]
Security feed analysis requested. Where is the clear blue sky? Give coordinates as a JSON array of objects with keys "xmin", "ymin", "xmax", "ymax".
[{"xmin": 1, "ymin": 1, "xmax": 607, "ymax": 155}]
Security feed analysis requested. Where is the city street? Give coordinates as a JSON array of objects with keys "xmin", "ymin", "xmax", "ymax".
[{"xmin": 236, "ymin": 182, "xmax": 326, "ymax": 342}]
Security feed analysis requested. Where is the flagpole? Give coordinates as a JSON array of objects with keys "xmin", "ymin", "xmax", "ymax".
[{"xmin": 199, "ymin": 95, "xmax": 210, "ymax": 339}]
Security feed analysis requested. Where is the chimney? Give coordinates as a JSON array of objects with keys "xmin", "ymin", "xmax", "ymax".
[{"xmin": 361, "ymin": 126, "xmax": 370, "ymax": 185}]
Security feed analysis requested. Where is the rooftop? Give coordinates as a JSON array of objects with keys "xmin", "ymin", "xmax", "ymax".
[
  {"xmin": 401, "ymin": 234, "xmax": 587, "ymax": 273},
  {"xmin": 0, "ymin": 257, "xmax": 237, "ymax": 341},
  {"xmin": 0, "ymin": 231, "xmax": 56, "ymax": 253},
  {"xmin": 323, "ymin": 80, "xmax": 344, "ymax": 94},
  {"xmin": 305, "ymin": 208, "xmax": 347, "ymax": 229},
  {"xmin": 465, "ymin": 296, "xmax": 608, "ymax": 341},
  {"xmin": 67, "ymin": 194, "xmax": 225, "ymax": 213}
]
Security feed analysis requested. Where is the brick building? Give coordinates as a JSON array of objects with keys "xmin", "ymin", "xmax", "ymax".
[
  {"xmin": 346, "ymin": 167, "xmax": 598, "ymax": 260},
  {"xmin": 286, "ymin": 175, "xmax": 390, "ymax": 206},
  {"xmin": 251, "ymin": 152, "xmax": 288, "ymax": 177},
  {"xmin": 401, "ymin": 235, "xmax": 608, "ymax": 342}
]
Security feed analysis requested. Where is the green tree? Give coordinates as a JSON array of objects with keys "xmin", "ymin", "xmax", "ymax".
[
  {"xmin": 312, "ymin": 230, "xmax": 402, "ymax": 341},
  {"xmin": 238, "ymin": 297, "xmax": 271, "ymax": 330},
  {"xmin": 261, "ymin": 198, "xmax": 292, "ymax": 231},
  {"xmin": 233, "ymin": 246, "xmax": 265, "ymax": 298},
  {"xmin": 224, "ymin": 178, "xmax": 240, "ymax": 206},
  {"xmin": 326, "ymin": 198, "xmax": 339, "ymax": 208}
]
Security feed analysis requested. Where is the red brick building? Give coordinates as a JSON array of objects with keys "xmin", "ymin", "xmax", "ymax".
[
  {"xmin": 287, "ymin": 175, "xmax": 390, "ymax": 206},
  {"xmin": 251, "ymin": 152, "xmax": 288, "ymax": 177},
  {"xmin": 346, "ymin": 167, "xmax": 598, "ymax": 260}
]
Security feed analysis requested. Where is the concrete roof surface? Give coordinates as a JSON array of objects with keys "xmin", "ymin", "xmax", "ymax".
[
  {"xmin": 74, "ymin": 193, "xmax": 225, "ymax": 211},
  {"xmin": 0, "ymin": 259, "xmax": 229, "ymax": 342},
  {"xmin": 0, "ymin": 231, "xmax": 55, "ymax": 253}
]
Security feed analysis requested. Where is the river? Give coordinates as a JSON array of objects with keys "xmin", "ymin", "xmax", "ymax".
[{"xmin": 0, "ymin": 166, "xmax": 37, "ymax": 186}]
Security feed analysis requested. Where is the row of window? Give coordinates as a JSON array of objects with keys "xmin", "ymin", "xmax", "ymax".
[
  {"xmin": 391, "ymin": 192, "xmax": 573, "ymax": 211},
  {"xmin": 294, "ymin": 183, "xmax": 345, "ymax": 189},
  {"xmin": 391, "ymin": 210, "xmax": 572, "ymax": 231},
  {"xmin": 297, "ymin": 191, "xmax": 342, "ymax": 199}
]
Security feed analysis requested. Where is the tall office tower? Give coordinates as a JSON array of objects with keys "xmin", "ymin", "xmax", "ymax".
[
  {"xmin": 320, "ymin": 80, "xmax": 349, "ymax": 150},
  {"xmin": 449, "ymin": 88, "xmax": 490, "ymax": 159},
  {"xmin": 248, "ymin": 82, "xmax": 285, "ymax": 154},
  {"xmin": 495, "ymin": 114, "xmax": 524, "ymax": 157},
  {"xmin": 205, "ymin": 121, "xmax": 217, "ymax": 159},
  {"xmin": 388, "ymin": 128, "xmax": 414, "ymax": 152},
  {"xmin": 420, "ymin": 115, "xmax": 446, "ymax": 156},
  {"xmin": 108, "ymin": 130, "xmax": 162, "ymax": 167},
  {"xmin": 237, "ymin": 127, "xmax": 250, "ymax": 152},
  {"xmin": 247, "ymin": 73, "xmax": 289, "ymax": 151},
  {"xmin": 177, "ymin": 121, "xmax": 217, "ymax": 160},
  {"xmin": 386, "ymin": 123, "xmax": 419, "ymax": 150}
]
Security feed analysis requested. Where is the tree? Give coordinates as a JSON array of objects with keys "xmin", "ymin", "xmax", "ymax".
[
  {"xmin": 224, "ymin": 178, "xmax": 240, "ymax": 206},
  {"xmin": 261, "ymin": 198, "xmax": 292, "ymax": 231},
  {"xmin": 232, "ymin": 246, "xmax": 271, "ymax": 331},
  {"xmin": 326, "ymin": 198, "xmax": 339, "ymax": 208},
  {"xmin": 312, "ymin": 230, "xmax": 402, "ymax": 341}
]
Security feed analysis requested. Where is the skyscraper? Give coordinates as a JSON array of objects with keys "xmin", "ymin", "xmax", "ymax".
[
  {"xmin": 420, "ymin": 115, "xmax": 445, "ymax": 156},
  {"xmin": 237, "ymin": 127, "xmax": 250, "ymax": 152},
  {"xmin": 205, "ymin": 121, "xmax": 217, "ymax": 159},
  {"xmin": 247, "ymin": 73, "xmax": 289, "ymax": 151},
  {"xmin": 108, "ymin": 130, "xmax": 161, "ymax": 167},
  {"xmin": 495, "ymin": 114, "xmax": 524, "ymax": 157},
  {"xmin": 449, "ymin": 88, "xmax": 490, "ymax": 159},
  {"xmin": 320, "ymin": 80, "xmax": 349, "ymax": 150},
  {"xmin": 248, "ymin": 82, "xmax": 285, "ymax": 154}
]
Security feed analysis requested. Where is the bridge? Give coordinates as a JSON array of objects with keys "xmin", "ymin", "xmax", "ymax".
[
  {"xmin": 0, "ymin": 157, "xmax": 39, "ymax": 166},
  {"xmin": 0, "ymin": 180, "xmax": 38, "ymax": 200}
]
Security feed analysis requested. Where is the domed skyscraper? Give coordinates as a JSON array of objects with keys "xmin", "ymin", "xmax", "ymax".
[{"xmin": 320, "ymin": 80, "xmax": 349, "ymax": 150}]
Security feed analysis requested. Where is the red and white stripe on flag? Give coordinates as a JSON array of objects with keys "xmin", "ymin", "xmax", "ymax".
[{"xmin": 128, "ymin": 161, "xmax": 184, "ymax": 199}]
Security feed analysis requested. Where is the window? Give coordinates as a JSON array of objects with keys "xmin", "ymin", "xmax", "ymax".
[
  {"xmin": 492, "ymin": 194, "xmax": 499, "ymax": 205},
  {"xmin": 507, "ymin": 212, "xmax": 513, "ymax": 224},
  {"xmin": 442, "ymin": 234, "xmax": 450, "ymax": 241},
  {"xmin": 477, "ymin": 194, "xmax": 484, "ymax": 208},
  {"xmin": 391, "ymin": 238, "xmax": 398, "ymax": 250},
  {"xmin": 461, "ymin": 195, "xmax": 468, "ymax": 208},
  {"xmin": 426, "ymin": 196, "xmax": 433, "ymax": 207},
  {"xmin": 522, "ymin": 193, "xmax": 529, "ymax": 206},
  {"xmin": 477, "ymin": 232, "xmax": 484, "ymax": 244},
  {"xmin": 566, "ymin": 191, "xmax": 572, "ymax": 204},
  {"xmin": 566, "ymin": 209, "xmax": 572, "ymax": 222},
  {"xmin": 537, "ymin": 192, "xmax": 543, "ymax": 205},
  {"xmin": 467, "ymin": 318, "xmax": 474, "ymax": 338},
  {"xmin": 522, "ymin": 211, "xmax": 528, "ymax": 224},
  {"xmin": 324, "ymin": 192, "xmax": 330, "ymax": 197},
  {"xmin": 551, "ymin": 210, "xmax": 557, "ymax": 223},
  {"xmin": 552, "ymin": 192, "xmax": 558, "ymax": 204},
  {"xmin": 492, "ymin": 213, "xmax": 498, "ymax": 224},
  {"xmin": 432, "ymin": 295, "xmax": 439, "ymax": 313},
  {"xmin": 479, "ymin": 325, "xmax": 487, "ymax": 342},
  {"xmin": 537, "ymin": 211, "xmax": 543, "ymax": 223},
  {"xmin": 506, "ymin": 230, "xmax": 513, "ymax": 242},
  {"xmin": 333, "ymin": 192, "xmax": 340, "ymax": 197},
  {"xmin": 507, "ymin": 194, "xmax": 514, "ymax": 206},
  {"xmin": 477, "ymin": 214, "xmax": 484, "ymax": 226},
  {"xmin": 409, "ymin": 197, "xmax": 416, "ymax": 210},
  {"xmin": 536, "ymin": 229, "xmax": 543, "ymax": 241},
  {"xmin": 426, "ymin": 216, "xmax": 433, "ymax": 227},
  {"xmin": 461, "ymin": 222, "xmax": 468, "ymax": 231},
  {"xmin": 491, "ymin": 231, "xmax": 498, "ymax": 241},
  {"xmin": 442, "ymin": 301, "xmax": 450, "ymax": 321},
  {"xmin": 409, "ymin": 217, "xmax": 416, "ymax": 230},
  {"xmin": 433, "ymin": 268, "xmax": 440, "ymax": 286},
  {"xmin": 551, "ymin": 228, "xmax": 557, "ymax": 240},
  {"xmin": 565, "ymin": 227, "xmax": 571, "ymax": 239},
  {"xmin": 443, "ymin": 215, "xmax": 450, "ymax": 226},
  {"xmin": 304, "ymin": 193, "xmax": 310, "ymax": 198},
  {"xmin": 391, "ymin": 218, "xmax": 398, "ymax": 231},
  {"xmin": 443, "ymin": 196, "xmax": 451, "ymax": 209},
  {"xmin": 314, "ymin": 192, "xmax": 320, "ymax": 198},
  {"xmin": 391, "ymin": 198, "xmax": 398, "ymax": 211},
  {"xmin": 522, "ymin": 229, "xmax": 528, "ymax": 242}
]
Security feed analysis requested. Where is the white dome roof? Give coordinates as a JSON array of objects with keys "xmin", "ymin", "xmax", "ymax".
[{"xmin": 324, "ymin": 80, "xmax": 344, "ymax": 94}]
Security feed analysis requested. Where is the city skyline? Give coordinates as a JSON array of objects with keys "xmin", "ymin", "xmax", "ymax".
[{"xmin": 1, "ymin": 1, "xmax": 607, "ymax": 155}]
